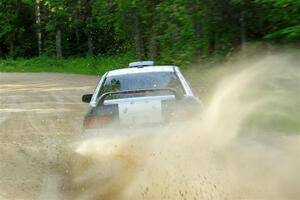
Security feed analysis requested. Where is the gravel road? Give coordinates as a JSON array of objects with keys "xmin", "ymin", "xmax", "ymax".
[
  {"xmin": 0, "ymin": 73, "xmax": 98, "ymax": 200},
  {"xmin": 1, "ymin": 72, "xmax": 299, "ymax": 200}
]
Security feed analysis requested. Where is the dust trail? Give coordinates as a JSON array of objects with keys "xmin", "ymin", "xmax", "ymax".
[{"xmin": 70, "ymin": 52, "xmax": 300, "ymax": 200}]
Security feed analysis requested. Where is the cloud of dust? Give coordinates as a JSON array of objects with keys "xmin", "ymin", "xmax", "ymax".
[{"xmin": 70, "ymin": 51, "xmax": 300, "ymax": 200}]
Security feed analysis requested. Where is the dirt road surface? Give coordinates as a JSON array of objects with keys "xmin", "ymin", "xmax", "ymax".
[
  {"xmin": 1, "ymin": 71, "xmax": 299, "ymax": 200},
  {"xmin": 0, "ymin": 73, "xmax": 98, "ymax": 200}
]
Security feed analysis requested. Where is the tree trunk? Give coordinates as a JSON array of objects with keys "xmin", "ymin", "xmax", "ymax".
[
  {"xmin": 75, "ymin": 28, "xmax": 80, "ymax": 45},
  {"xmin": 149, "ymin": 33, "xmax": 157, "ymax": 60},
  {"xmin": 85, "ymin": 0, "xmax": 94, "ymax": 56},
  {"xmin": 133, "ymin": 14, "xmax": 143, "ymax": 60},
  {"xmin": 87, "ymin": 34, "xmax": 94, "ymax": 56},
  {"xmin": 9, "ymin": 40, "xmax": 15, "ymax": 58},
  {"xmin": 56, "ymin": 28, "xmax": 62, "ymax": 58},
  {"xmin": 207, "ymin": 32, "xmax": 215, "ymax": 55},
  {"xmin": 191, "ymin": 0, "xmax": 201, "ymax": 54},
  {"xmin": 240, "ymin": 9, "xmax": 247, "ymax": 49},
  {"xmin": 35, "ymin": 0, "xmax": 42, "ymax": 56},
  {"xmin": 207, "ymin": 2, "xmax": 215, "ymax": 55},
  {"xmin": 171, "ymin": 18, "xmax": 180, "ymax": 43},
  {"xmin": 149, "ymin": 1, "xmax": 158, "ymax": 60},
  {"xmin": 0, "ymin": 48, "xmax": 3, "ymax": 59},
  {"xmin": 194, "ymin": 21, "xmax": 201, "ymax": 42}
]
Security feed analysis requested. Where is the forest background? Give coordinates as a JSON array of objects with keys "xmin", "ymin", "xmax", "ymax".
[{"xmin": 0, "ymin": 0, "xmax": 299, "ymax": 74}]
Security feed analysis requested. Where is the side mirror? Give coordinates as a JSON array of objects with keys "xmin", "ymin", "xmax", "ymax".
[{"xmin": 82, "ymin": 94, "xmax": 92, "ymax": 103}]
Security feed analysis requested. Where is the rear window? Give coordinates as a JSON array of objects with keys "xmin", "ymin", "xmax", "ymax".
[{"xmin": 98, "ymin": 72, "xmax": 184, "ymax": 98}]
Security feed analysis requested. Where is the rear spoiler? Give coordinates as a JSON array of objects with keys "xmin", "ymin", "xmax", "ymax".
[{"xmin": 96, "ymin": 88, "xmax": 180, "ymax": 106}]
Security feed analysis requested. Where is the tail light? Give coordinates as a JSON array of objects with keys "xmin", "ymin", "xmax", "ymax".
[{"xmin": 84, "ymin": 115, "xmax": 113, "ymax": 129}]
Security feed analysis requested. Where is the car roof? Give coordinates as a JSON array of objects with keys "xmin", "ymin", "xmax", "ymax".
[{"xmin": 106, "ymin": 65, "xmax": 176, "ymax": 77}]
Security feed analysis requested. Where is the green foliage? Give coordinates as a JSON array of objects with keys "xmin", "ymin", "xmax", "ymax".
[
  {"xmin": 265, "ymin": 25, "xmax": 300, "ymax": 41},
  {"xmin": 0, "ymin": 52, "xmax": 135, "ymax": 74},
  {"xmin": 0, "ymin": 0, "xmax": 299, "ymax": 62},
  {"xmin": 0, "ymin": 0, "xmax": 36, "ymax": 57},
  {"xmin": 255, "ymin": 0, "xmax": 300, "ymax": 41}
]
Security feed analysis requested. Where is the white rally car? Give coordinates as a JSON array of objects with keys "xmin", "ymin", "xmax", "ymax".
[{"xmin": 82, "ymin": 61, "xmax": 201, "ymax": 130}]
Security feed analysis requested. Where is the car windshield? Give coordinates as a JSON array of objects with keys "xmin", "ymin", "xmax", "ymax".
[{"xmin": 98, "ymin": 71, "xmax": 184, "ymax": 98}]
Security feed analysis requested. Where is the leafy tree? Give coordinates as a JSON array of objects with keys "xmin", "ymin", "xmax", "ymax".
[
  {"xmin": 0, "ymin": 0, "xmax": 299, "ymax": 60},
  {"xmin": 255, "ymin": 0, "xmax": 300, "ymax": 42}
]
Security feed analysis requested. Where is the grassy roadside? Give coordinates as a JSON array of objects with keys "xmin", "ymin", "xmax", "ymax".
[{"xmin": 0, "ymin": 53, "xmax": 135, "ymax": 75}]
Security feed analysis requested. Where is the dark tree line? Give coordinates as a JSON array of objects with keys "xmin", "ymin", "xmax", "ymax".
[{"xmin": 0, "ymin": 0, "xmax": 299, "ymax": 61}]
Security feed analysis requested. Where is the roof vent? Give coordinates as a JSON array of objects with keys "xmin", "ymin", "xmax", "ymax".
[{"xmin": 129, "ymin": 61, "xmax": 154, "ymax": 68}]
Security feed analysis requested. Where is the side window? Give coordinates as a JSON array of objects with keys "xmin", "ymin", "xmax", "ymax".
[
  {"xmin": 100, "ymin": 79, "xmax": 121, "ymax": 94},
  {"xmin": 91, "ymin": 73, "xmax": 107, "ymax": 104},
  {"xmin": 175, "ymin": 68, "xmax": 193, "ymax": 96},
  {"xmin": 166, "ymin": 73, "xmax": 185, "ymax": 95},
  {"xmin": 96, "ymin": 77, "xmax": 107, "ymax": 100}
]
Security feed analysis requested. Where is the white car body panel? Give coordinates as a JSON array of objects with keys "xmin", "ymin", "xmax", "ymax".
[
  {"xmin": 103, "ymin": 95, "xmax": 175, "ymax": 105},
  {"xmin": 118, "ymin": 99, "xmax": 162, "ymax": 125},
  {"xmin": 107, "ymin": 66, "xmax": 174, "ymax": 76},
  {"xmin": 90, "ymin": 72, "xmax": 107, "ymax": 107},
  {"xmin": 174, "ymin": 67, "xmax": 194, "ymax": 96}
]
